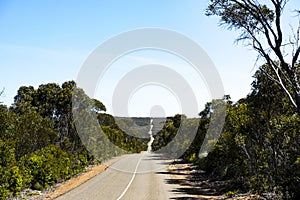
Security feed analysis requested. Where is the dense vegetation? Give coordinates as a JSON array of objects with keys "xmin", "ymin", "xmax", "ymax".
[
  {"xmin": 154, "ymin": 65, "xmax": 299, "ymax": 199},
  {"xmin": 1, "ymin": 63, "xmax": 299, "ymax": 199},
  {"xmin": 0, "ymin": 81, "xmax": 148, "ymax": 199},
  {"xmin": 199, "ymin": 1, "xmax": 300, "ymax": 198},
  {"xmin": 200, "ymin": 66, "xmax": 300, "ymax": 198}
]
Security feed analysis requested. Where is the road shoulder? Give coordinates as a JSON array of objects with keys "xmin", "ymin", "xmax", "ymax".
[{"xmin": 19, "ymin": 155, "xmax": 127, "ymax": 200}]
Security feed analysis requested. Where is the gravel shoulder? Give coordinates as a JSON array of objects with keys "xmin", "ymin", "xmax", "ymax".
[
  {"xmin": 167, "ymin": 162, "xmax": 263, "ymax": 200},
  {"xmin": 46, "ymin": 155, "xmax": 127, "ymax": 200},
  {"xmin": 18, "ymin": 155, "xmax": 265, "ymax": 200},
  {"xmin": 17, "ymin": 155, "xmax": 127, "ymax": 200}
]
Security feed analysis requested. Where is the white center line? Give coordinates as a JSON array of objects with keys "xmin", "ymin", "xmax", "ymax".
[{"xmin": 116, "ymin": 154, "xmax": 144, "ymax": 200}]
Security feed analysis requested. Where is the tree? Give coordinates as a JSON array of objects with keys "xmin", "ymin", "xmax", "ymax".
[
  {"xmin": 207, "ymin": 0, "xmax": 300, "ymax": 114},
  {"xmin": 11, "ymin": 86, "xmax": 37, "ymax": 115},
  {"xmin": 0, "ymin": 81, "xmax": 120, "ymax": 198},
  {"xmin": 93, "ymin": 99, "xmax": 106, "ymax": 113},
  {"xmin": 36, "ymin": 83, "xmax": 61, "ymax": 119},
  {"xmin": 199, "ymin": 67, "xmax": 300, "ymax": 197},
  {"xmin": 12, "ymin": 108, "xmax": 57, "ymax": 159}
]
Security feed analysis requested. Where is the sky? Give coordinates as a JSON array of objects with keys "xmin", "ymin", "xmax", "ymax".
[{"xmin": 0, "ymin": 0, "xmax": 299, "ymax": 117}]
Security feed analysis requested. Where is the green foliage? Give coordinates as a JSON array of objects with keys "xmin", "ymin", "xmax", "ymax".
[
  {"xmin": 197, "ymin": 66, "xmax": 300, "ymax": 198},
  {"xmin": 0, "ymin": 141, "xmax": 23, "ymax": 199},
  {"xmin": 20, "ymin": 145, "xmax": 79, "ymax": 189},
  {"xmin": 93, "ymin": 99, "xmax": 106, "ymax": 112},
  {"xmin": 151, "ymin": 114, "xmax": 185, "ymax": 151},
  {"xmin": 8, "ymin": 166, "xmax": 23, "ymax": 195},
  {"xmin": 207, "ymin": 0, "xmax": 300, "ymax": 116},
  {"xmin": 179, "ymin": 117, "xmax": 207, "ymax": 162},
  {"xmin": 0, "ymin": 81, "xmax": 121, "ymax": 199},
  {"xmin": 12, "ymin": 108, "xmax": 57, "ymax": 159},
  {"xmin": 101, "ymin": 125, "xmax": 148, "ymax": 153},
  {"xmin": 225, "ymin": 191, "xmax": 235, "ymax": 198},
  {"xmin": 152, "ymin": 118, "xmax": 178, "ymax": 152},
  {"xmin": 0, "ymin": 140, "xmax": 16, "ymax": 167},
  {"xmin": 1, "ymin": 63, "xmax": 299, "ymax": 199},
  {"xmin": 0, "ymin": 165, "xmax": 23, "ymax": 199},
  {"xmin": 151, "ymin": 115, "xmax": 203, "ymax": 160},
  {"xmin": 206, "ymin": 0, "xmax": 274, "ymax": 31},
  {"xmin": 187, "ymin": 153, "xmax": 197, "ymax": 163}
]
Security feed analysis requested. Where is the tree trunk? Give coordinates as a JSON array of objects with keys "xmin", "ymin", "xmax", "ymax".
[{"xmin": 296, "ymin": 92, "xmax": 300, "ymax": 116}]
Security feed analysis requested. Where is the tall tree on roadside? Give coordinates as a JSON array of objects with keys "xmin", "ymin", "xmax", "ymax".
[
  {"xmin": 12, "ymin": 86, "xmax": 37, "ymax": 115},
  {"xmin": 206, "ymin": 0, "xmax": 300, "ymax": 114},
  {"xmin": 36, "ymin": 83, "xmax": 61, "ymax": 119}
]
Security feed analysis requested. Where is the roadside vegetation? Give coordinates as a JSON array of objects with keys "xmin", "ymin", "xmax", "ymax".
[
  {"xmin": 151, "ymin": 64, "xmax": 300, "ymax": 199},
  {"xmin": 0, "ymin": 81, "xmax": 149, "ymax": 199},
  {"xmin": 200, "ymin": 1, "xmax": 300, "ymax": 198},
  {"xmin": 152, "ymin": 4, "xmax": 300, "ymax": 197},
  {"xmin": 1, "ymin": 1, "xmax": 300, "ymax": 199}
]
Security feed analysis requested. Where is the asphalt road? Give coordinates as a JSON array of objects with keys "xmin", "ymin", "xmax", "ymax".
[{"xmin": 55, "ymin": 153, "xmax": 191, "ymax": 200}]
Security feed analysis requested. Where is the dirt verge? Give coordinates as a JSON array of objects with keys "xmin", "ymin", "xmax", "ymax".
[
  {"xmin": 17, "ymin": 155, "xmax": 127, "ymax": 200},
  {"xmin": 46, "ymin": 155, "xmax": 126, "ymax": 199},
  {"xmin": 167, "ymin": 162, "xmax": 263, "ymax": 200}
]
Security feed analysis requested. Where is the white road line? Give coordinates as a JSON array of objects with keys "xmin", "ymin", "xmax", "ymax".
[{"xmin": 116, "ymin": 155, "xmax": 144, "ymax": 200}]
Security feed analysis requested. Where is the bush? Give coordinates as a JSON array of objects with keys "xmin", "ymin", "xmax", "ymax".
[
  {"xmin": 0, "ymin": 141, "xmax": 24, "ymax": 199},
  {"xmin": 20, "ymin": 145, "xmax": 76, "ymax": 189}
]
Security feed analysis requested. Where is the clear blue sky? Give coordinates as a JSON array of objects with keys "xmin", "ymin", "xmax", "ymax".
[{"xmin": 1, "ymin": 0, "xmax": 299, "ymax": 117}]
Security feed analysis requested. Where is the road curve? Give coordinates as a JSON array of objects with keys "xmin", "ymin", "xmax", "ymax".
[{"xmin": 55, "ymin": 153, "xmax": 189, "ymax": 200}]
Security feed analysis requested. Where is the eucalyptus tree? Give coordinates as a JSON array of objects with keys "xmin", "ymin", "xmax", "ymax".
[{"xmin": 207, "ymin": 0, "xmax": 300, "ymax": 114}]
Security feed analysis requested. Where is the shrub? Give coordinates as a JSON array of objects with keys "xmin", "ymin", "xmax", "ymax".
[
  {"xmin": 0, "ymin": 141, "xmax": 24, "ymax": 199},
  {"xmin": 20, "ymin": 145, "xmax": 75, "ymax": 189}
]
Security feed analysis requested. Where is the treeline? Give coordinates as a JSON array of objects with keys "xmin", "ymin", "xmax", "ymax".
[
  {"xmin": 197, "ymin": 66, "xmax": 300, "ymax": 198},
  {"xmin": 114, "ymin": 117, "xmax": 152, "ymax": 139},
  {"xmin": 151, "ymin": 114, "xmax": 209, "ymax": 162},
  {"xmin": 0, "ymin": 81, "xmax": 148, "ymax": 199},
  {"xmin": 2, "ymin": 64, "xmax": 299, "ymax": 198},
  {"xmin": 153, "ymin": 65, "xmax": 299, "ymax": 198}
]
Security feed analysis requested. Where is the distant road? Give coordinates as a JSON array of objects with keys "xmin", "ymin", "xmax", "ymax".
[{"xmin": 55, "ymin": 153, "xmax": 191, "ymax": 200}]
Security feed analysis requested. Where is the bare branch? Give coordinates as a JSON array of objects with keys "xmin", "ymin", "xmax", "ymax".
[
  {"xmin": 292, "ymin": 18, "xmax": 300, "ymax": 68},
  {"xmin": 261, "ymin": 67, "xmax": 281, "ymax": 85},
  {"xmin": 273, "ymin": 68, "xmax": 297, "ymax": 108},
  {"xmin": 207, "ymin": 0, "xmax": 300, "ymax": 114},
  {"xmin": 232, "ymin": 0, "xmax": 277, "ymax": 50},
  {"xmin": 246, "ymin": 0, "xmax": 278, "ymax": 40}
]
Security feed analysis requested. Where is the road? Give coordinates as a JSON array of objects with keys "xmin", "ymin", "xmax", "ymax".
[{"xmin": 55, "ymin": 153, "xmax": 192, "ymax": 200}]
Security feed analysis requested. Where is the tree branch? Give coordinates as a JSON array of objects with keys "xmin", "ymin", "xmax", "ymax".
[{"xmin": 292, "ymin": 19, "xmax": 300, "ymax": 68}]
